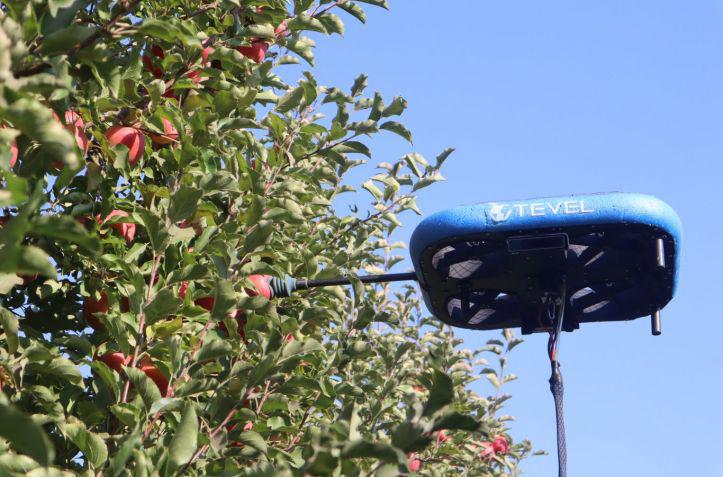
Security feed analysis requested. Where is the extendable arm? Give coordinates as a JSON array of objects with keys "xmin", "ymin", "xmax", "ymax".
[{"xmin": 268, "ymin": 272, "xmax": 418, "ymax": 298}]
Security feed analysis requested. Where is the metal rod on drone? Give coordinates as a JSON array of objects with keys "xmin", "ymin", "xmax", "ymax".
[
  {"xmin": 655, "ymin": 238, "xmax": 666, "ymax": 269},
  {"xmin": 651, "ymin": 238, "xmax": 665, "ymax": 336},
  {"xmin": 296, "ymin": 272, "xmax": 418, "ymax": 290},
  {"xmin": 269, "ymin": 272, "xmax": 418, "ymax": 298},
  {"xmin": 651, "ymin": 309, "xmax": 662, "ymax": 336}
]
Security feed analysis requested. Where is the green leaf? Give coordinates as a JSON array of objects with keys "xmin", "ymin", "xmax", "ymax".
[
  {"xmin": 234, "ymin": 431, "xmax": 268, "ymax": 455},
  {"xmin": 125, "ymin": 367, "xmax": 162, "ymax": 410},
  {"xmin": 351, "ymin": 74, "xmax": 368, "ymax": 97},
  {"xmin": 195, "ymin": 338, "xmax": 233, "ymax": 362},
  {"xmin": 0, "ymin": 396, "xmax": 55, "ymax": 466},
  {"xmin": 286, "ymin": 37, "xmax": 316, "ymax": 65},
  {"xmin": 333, "ymin": 141, "xmax": 371, "ymax": 157},
  {"xmin": 213, "ymin": 91, "xmax": 237, "ymax": 118},
  {"xmin": 29, "ymin": 215, "xmax": 101, "ymax": 254},
  {"xmin": 0, "ymin": 245, "xmax": 56, "ymax": 278},
  {"xmin": 382, "ymin": 96, "xmax": 408, "ymax": 117},
  {"xmin": 199, "ymin": 172, "xmax": 240, "ymax": 195},
  {"xmin": 380, "ymin": 121, "xmax": 413, "ymax": 144},
  {"xmin": 168, "ymin": 187, "xmax": 203, "ymax": 224},
  {"xmin": 168, "ymin": 402, "xmax": 198, "ymax": 470},
  {"xmin": 423, "ymin": 369, "xmax": 454, "ymax": 417},
  {"xmin": 244, "ymin": 220, "xmax": 273, "ymax": 253},
  {"xmin": 40, "ymin": 25, "xmax": 97, "ymax": 55},
  {"xmin": 238, "ymin": 23, "xmax": 276, "ymax": 39},
  {"xmin": 245, "ymin": 195, "xmax": 265, "ymax": 226},
  {"xmin": 61, "ymin": 421, "xmax": 108, "ymax": 469},
  {"xmin": 391, "ymin": 421, "xmax": 429, "ymax": 452},
  {"xmin": 136, "ymin": 208, "xmax": 169, "ymax": 253},
  {"xmin": 149, "ymin": 398, "xmax": 184, "ymax": 415},
  {"xmin": 362, "ymin": 180, "xmax": 383, "ymax": 202},
  {"xmin": 276, "ymin": 86, "xmax": 305, "ymax": 113},
  {"xmin": 356, "ymin": 0, "xmax": 390, "ymax": 8},
  {"xmin": 138, "ymin": 18, "xmax": 201, "ymax": 48},
  {"xmin": 27, "ymin": 357, "xmax": 83, "ymax": 386},
  {"xmin": 338, "ymin": 2, "xmax": 367, "ymax": 23},
  {"xmin": 403, "ymin": 153, "xmax": 425, "ymax": 178},
  {"xmin": 349, "ymin": 119, "xmax": 378, "ymax": 134},
  {"xmin": 412, "ymin": 171, "xmax": 445, "ymax": 192},
  {"xmin": 435, "ymin": 147, "xmax": 455, "ymax": 167},
  {"xmin": 144, "ymin": 289, "xmax": 182, "ymax": 324},
  {"xmin": 369, "ymin": 93, "xmax": 384, "ymax": 121},
  {"xmin": 0, "ymin": 307, "xmax": 19, "ymax": 354},
  {"xmin": 318, "ymin": 13, "xmax": 345, "ymax": 36},
  {"xmin": 341, "ymin": 440, "xmax": 400, "ymax": 462},
  {"xmin": 107, "ymin": 434, "xmax": 141, "ymax": 477},
  {"xmin": 288, "ymin": 14, "xmax": 327, "ymax": 34},
  {"xmin": 431, "ymin": 411, "xmax": 482, "ymax": 432},
  {"xmin": 211, "ymin": 278, "xmax": 237, "ymax": 321}
]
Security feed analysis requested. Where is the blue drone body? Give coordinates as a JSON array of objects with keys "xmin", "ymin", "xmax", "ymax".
[{"xmin": 409, "ymin": 192, "xmax": 681, "ymax": 334}]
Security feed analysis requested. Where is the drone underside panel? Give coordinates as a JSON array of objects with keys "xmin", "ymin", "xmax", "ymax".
[{"xmin": 409, "ymin": 193, "xmax": 682, "ymax": 334}]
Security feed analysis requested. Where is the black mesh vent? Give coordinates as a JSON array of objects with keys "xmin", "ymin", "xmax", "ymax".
[{"xmin": 419, "ymin": 224, "xmax": 673, "ymax": 333}]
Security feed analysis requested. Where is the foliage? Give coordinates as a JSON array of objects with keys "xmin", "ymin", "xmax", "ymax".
[{"xmin": 0, "ymin": 0, "xmax": 532, "ymax": 475}]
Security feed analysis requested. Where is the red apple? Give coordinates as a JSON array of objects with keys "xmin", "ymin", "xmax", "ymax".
[
  {"xmin": 97, "ymin": 209, "xmax": 136, "ymax": 243},
  {"xmin": 142, "ymin": 44, "xmax": 165, "ymax": 78},
  {"xmin": 105, "ymin": 125, "xmax": 145, "ymax": 165},
  {"xmin": 178, "ymin": 219, "xmax": 203, "ymax": 235},
  {"xmin": 246, "ymin": 275, "xmax": 272, "ymax": 299},
  {"xmin": 194, "ymin": 296, "xmax": 215, "ymax": 312},
  {"xmin": 201, "ymin": 46, "xmax": 213, "ymax": 63},
  {"xmin": 407, "ymin": 452, "xmax": 421, "ymax": 472},
  {"xmin": 178, "ymin": 281, "xmax": 189, "ymax": 300},
  {"xmin": 83, "ymin": 292, "xmax": 109, "ymax": 330},
  {"xmin": 436, "ymin": 430, "xmax": 450, "ymax": 444},
  {"xmin": 97, "ymin": 352, "xmax": 130, "ymax": 373},
  {"xmin": 195, "ymin": 295, "xmax": 239, "ymax": 319},
  {"xmin": 236, "ymin": 40, "xmax": 268, "ymax": 64},
  {"xmin": 55, "ymin": 110, "xmax": 89, "ymax": 156},
  {"xmin": 140, "ymin": 357, "xmax": 169, "ymax": 396},
  {"xmin": 275, "ymin": 20, "xmax": 288, "ymax": 39},
  {"xmin": 218, "ymin": 315, "xmax": 247, "ymax": 341},
  {"xmin": 149, "ymin": 118, "xmax": 179, "ymax": 146},
  {"xmin": 2, "ymin": 126, "xmax": 18, "ymax": 167},
  {"xmin": 9, "ymin": 139, "xmax": 17, "ymax": 167},
  {"xmin": 19, "ymin": 274, "xmax": 38, "ymax": 286},
  {"xmin": 120, "ymin": 296, "xmax": 130, "ymax": 313},
  {"xmin": 491, "ymin": 435, "xmax": 509, "ymax": 454}
]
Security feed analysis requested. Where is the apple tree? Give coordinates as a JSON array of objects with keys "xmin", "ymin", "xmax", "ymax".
[{"xmin": 0, "ymin": 0, "xmax": 533, "ymax": 475}]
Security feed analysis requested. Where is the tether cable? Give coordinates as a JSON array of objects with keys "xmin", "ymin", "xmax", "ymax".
[{"xmin": 547, "ymin": 278, "xmax": 567, "ymax": 477}]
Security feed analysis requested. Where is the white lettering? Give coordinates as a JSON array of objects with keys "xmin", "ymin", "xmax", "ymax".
[
  {"xmin": 564, "ymin": 201, "xmax": 580, "ymax": 214},
  {"xmin": 489, "ymin": 199, "xmax": 596, "ymax": 222},
  {"xmin": 530, "ymin": 203, "xmax": 545, "ymax": 216},
  {"xmin": 547, "ymin": 202, "xmax": 563, "ymax": 214},
  {"xmin": 580, "ymin": 201, "xmax": 595, "ymax": 213}
]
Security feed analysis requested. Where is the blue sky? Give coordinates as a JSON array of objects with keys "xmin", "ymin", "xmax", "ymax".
[{"xmin": 293, "ymin": 1, "xmax": 723, "ymax": 475}]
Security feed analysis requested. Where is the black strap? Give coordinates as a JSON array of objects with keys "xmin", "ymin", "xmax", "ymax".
[{"xmin": 549, "ymin": 359, "xmax": 567, "ymax": 477}]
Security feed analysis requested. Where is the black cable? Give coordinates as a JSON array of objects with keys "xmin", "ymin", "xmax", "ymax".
[
  {"xmin": 550, "ymin": 358, "xmax": 567, "ymax": 477},
  {"xmin": 547, "ymin": 279, "xmax": 567, "ymax": 477}
]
